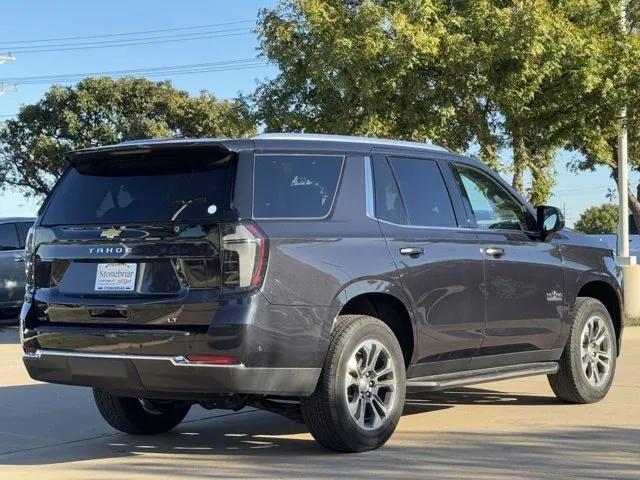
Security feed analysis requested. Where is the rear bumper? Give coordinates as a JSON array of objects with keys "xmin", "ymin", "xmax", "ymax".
[
  {"xmin": 23, "ymin": 349, "xmax": 321, "ymax": 397},
  {"xmin": 20, "ymin": 292, "xmax": 339, "ymax": 397}
]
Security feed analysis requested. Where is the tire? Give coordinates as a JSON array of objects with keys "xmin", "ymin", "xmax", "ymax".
[
  {"xmin": 93, "ymin": 389, "xmax": 191, "ymax": 434},
  {"xmin": 548, "ymin": 297, "xmax": 617, "ymax": 404},
  {"xmin": 301, "ymin": 314, "xmax": 406, "ymax": 452}
]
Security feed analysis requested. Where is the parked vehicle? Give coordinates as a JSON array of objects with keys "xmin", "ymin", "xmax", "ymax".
[
  {"xmin": 21, "ymin": 134, "xmax": 623, "ymax": 452},
  {"xmin": 0, "ymin": 217, "xmax": 35, "ymax": 321},
  {"xmin": 592, "ymin": 215, "xmax": 640, "ymax": 258}
]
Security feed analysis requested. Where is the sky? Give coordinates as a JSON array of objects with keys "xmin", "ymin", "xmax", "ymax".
[{"xmin": 0, "ymin": 0, "xmax": 635, "ymax": 226}]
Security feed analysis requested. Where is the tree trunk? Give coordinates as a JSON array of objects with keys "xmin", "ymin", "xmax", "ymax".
[
  {"xmin": 476, "ymin": 105, "xmax": 501, "ymax": 172},
  {"xmin": 529, "ymin": 149, "xmax": 556, "ymax": 206},
  {"xmin": 511, "ymin": 134, "xmax": 527, "ymax": 195},
  {"xmin": 610, "ymin": 163, "xmax": 640, "ymax": 233},
  {"xmin": 628, "ymin": 190, "xmax": 640, "ymax": 233}
]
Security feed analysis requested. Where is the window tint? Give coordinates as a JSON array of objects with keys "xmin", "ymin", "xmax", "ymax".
[
  {"xmin": 387, "ymin": 157, "xmax": 456, "ymax": 227},
  {"xmin": 455, "ymin": 164, "xmax": 530, "ymax": 231},
  {"xmin": 42, "ymin": 149, "xmax": 234, "ymax": 225},
  {"xmin": 253, "ymin": 154, "xmax": 343, "ymax": 218},
  {"xmin": 16, "ymin": 222, "xmax": 33, "ymax": 248},
  {"xmin": 372, "ymin": 157, "xmax": 407, "ymax": 224},
  {"xmin": 0, "ymin": 223, "xmax": 19, "ymax": 251}
]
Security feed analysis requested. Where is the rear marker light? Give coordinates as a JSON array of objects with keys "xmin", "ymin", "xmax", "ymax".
[{"xmin": 183, "ymin": 354, "xmax": 238, "ymax": 365}]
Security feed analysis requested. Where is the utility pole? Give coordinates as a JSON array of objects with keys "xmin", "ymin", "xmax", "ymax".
[{"xmin": 617, "ymin": 0, "xmax": 634, "ymax": 264}]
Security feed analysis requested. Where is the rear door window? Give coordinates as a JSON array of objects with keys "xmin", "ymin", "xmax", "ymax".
[
  {"xmin": 386, "ymin": 157, "xmax": 457, "ymax": 227},
  {"xmin": 253, "ymin": 154, "xmax": 344, "ymax": 218},
  {"xmin": 372, "ymin": 156, "xmax": 408, "ymax": 224},
  {"xmin": 42, "ymin": 148, "xmax": 235, "ymax": 226},
  {"xmin": 0, "ymin": 223, "xmax": 19, "ymax": 251}
]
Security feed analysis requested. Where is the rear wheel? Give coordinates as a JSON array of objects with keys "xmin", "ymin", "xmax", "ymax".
[
  {"xmin": 93, "ymin": 389, "xmax": 191, "ymax": 434},
  {"xmin": 548, "ymin": 297, "xmax": 617, "ymax": 404},
  {"xmin": 301, "ymin": 315, "xmax": 406, "ymax": 452}
]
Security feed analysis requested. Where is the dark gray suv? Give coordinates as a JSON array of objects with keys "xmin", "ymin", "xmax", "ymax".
[
  {"xmin": 21, "ymin": 134, "xmax": 623, "ymax": 452},
  {"xmin": 0, "ymin": 217, "xmax": 35, "ymax": 321}
]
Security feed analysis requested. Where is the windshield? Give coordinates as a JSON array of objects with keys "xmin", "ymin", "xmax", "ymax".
[{"xmin": 42, "ymin": 147, "xmax": 235, "ymax": 226}]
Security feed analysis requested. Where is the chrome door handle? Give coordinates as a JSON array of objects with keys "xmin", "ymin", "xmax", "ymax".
[
  {"xmin": 484, "ymin": 247, "xmax": 505, "ymax": 258},
  {"xmin": 400, "ymin": 247, "xmax": 424, "ymax": 257},
  {"xmin": 13, "ymin": 257, "xmax": 25, "ymax": 263}
]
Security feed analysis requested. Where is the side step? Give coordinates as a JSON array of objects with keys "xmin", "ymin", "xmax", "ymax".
[{"xmin": 406, "ymin": 362, "xmax": 559, "ymax": 391}]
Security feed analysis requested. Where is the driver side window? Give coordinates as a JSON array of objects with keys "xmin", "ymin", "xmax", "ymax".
[{"xmin": 455, "ymin": 164, "xmax": 531, "ymax": 231}]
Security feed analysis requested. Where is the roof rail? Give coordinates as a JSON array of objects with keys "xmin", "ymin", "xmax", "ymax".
[{"xmin": 252, "ymin": 133, "xmax": 448, "ymax": 152}]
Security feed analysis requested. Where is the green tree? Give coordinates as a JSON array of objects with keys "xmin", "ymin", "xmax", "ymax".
[
  {"xmin": 0, "ymin": 77, "xmax": 256, "ymax": 197},
  {"xmin": 574, "ymin": 203, "xmax": 619, "ymax": 234},
  {"xmin": 253, "ymin": 1, "xmax": 640, "ymax": 207}
]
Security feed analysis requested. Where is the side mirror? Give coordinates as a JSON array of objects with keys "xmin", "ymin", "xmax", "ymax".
[{"xmin": 537, "ymin": 205, "xmax": 565, "ymax": 238}]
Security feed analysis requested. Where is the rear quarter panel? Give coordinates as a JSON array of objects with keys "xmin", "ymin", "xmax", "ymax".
[
  {"xmin": 555, "ymin": 229, "xmax": 622, "ymax": 347},
  {"xmin": 256, "ymin": 155, "xmax": 402, "ymax": 309}
]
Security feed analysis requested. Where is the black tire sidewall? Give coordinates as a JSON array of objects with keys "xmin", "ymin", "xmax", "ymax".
[
  {"xmin": 568, "ymin": 301, "xmax": 617, "ymax": 402},
  {"xmin": 330, "ymin": 320, "xmax": 406, "ymax": 450}
]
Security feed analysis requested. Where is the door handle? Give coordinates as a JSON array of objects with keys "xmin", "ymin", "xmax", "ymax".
[
  {"xmin": 484, "ymin": 247, "xmax": 505, "ymax": 258},
  {"xmin": 13, "ymin": 257, "xmax": 25, "ymax": 263},
  {"xmin": 400, "ymin": 247, "xmax": 424, "ymax": 257}
]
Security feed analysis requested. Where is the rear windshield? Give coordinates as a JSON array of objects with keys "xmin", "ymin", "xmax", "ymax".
[
  {"xmin": 42, "ymin": 147, "xmax": 235, "ymax": 226},
  {"xmin": 253, "ymin": 154, "xmax": 344, "ymax": 218}
]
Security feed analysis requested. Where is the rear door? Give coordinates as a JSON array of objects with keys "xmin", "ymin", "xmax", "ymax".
[
  {"xmin": 0, "ymin": 223, "xmax": 25, "ymax": 306},
  {"xmin": 452, "ymin": 162, "xmax": 564, "ymax": 366},
  {"xmin": 370, "ymin": 153, "xmax": 485, "ymax": 376}
]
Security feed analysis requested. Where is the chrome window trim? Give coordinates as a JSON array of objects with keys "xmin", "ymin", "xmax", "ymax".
[
  {"xmin": 364, "ymin": 156, "xmax": 376, "ymax": 219},
  {"xmin": 252, "ymin": 153, "xmax": 346, "ymax": 221}
]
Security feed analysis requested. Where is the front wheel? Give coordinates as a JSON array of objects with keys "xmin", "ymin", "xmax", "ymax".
[
  {"xmin": 548, "ymin": 297, "xmax": 617, "ymax": 404},
  {"xmin": 93, "ymin": 389, "xmax": 191, "ymax": 434},
  {"xmin": 301, "ymin": 315, "xmax": 406, "ymax": 452}
]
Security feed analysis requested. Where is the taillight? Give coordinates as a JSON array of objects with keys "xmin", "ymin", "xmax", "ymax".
[
  {"xmin": 222, "ymin": 222, "xmax": 268, "ymax": 293},
  {"xmin": 24, "ymin": 227, "xmax": 35, "ymax": 291}
]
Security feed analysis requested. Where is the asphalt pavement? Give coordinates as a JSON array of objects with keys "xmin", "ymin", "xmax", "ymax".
[{"xmin": 1, "ymin": 325, "xmax": 638, "ymax": 479}]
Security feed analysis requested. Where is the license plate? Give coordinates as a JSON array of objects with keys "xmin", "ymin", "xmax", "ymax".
[{"xmin": 95, "ymin": 263, "xmax": 137, "ymax": 291}]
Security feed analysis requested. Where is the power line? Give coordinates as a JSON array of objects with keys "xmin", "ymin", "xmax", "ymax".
[
  {"xmin": 1, "ymin": 29, "xmax": 253, "ymax": 54},
  {"xmin": 0, "ymin": 20, "xmax": 255, "ymax": 45},
  {"xmin": 0, "ymin": 59, "xmax": 270, "ymax": 86}
]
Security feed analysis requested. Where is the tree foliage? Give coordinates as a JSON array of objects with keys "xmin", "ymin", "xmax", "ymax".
[
  {"xmin": 0, "ymin": 77, "xmax": 256, "ymax": 197},
  {"xmin": 574, "ymin": 203, "xmax": 619, "ymax": 234},
  {"xmin": 253, "ymin": 0, "xmax": 639, "ymax": 206}
]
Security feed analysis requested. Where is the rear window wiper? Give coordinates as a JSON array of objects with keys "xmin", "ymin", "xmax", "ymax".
[{"xmin": 170, "ymin": 197, "xmax": 206, "ymax": 221}]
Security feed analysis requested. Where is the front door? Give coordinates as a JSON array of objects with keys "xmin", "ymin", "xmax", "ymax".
[
  {"xmin": 370, "ymin": 154, "xmax": 485, "ymax": 376},
  {"xmin": 453, "ymin": 163, "xmax": 564, "ymax": 367}
]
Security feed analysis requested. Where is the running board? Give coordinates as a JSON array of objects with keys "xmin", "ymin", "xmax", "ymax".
[{"xmin": 406, "ymin": 362, "xmax": 559, "ymax": 391}]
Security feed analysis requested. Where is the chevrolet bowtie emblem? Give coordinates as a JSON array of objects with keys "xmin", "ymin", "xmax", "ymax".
[{"xmin": 100, "ymin": 227, "xmax": 124, "ymax": 240}]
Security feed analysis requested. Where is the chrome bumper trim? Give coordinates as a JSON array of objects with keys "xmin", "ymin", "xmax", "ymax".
[{"xmin": 24, "ymin": 349, "xmax": 246, "ymax": 368}]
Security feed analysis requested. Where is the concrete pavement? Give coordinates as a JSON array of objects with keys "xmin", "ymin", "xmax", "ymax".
[{"xmin": 0, "ymin": 325, "xmax": 638, "ymax": 479}]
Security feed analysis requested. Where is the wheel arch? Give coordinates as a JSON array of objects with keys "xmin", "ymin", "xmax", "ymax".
[
  {"xmin": 575, "ymin": 278, "xmax": 623, "ymax": 354},
  {"xmin": 333, "ymin": 280, "xmax": 415, "ymax": 368}
]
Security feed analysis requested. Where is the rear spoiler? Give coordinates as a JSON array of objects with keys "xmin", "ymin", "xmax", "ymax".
[{"xmin": 65, "ymin": 139, "xmax": 252, "ymax": 165}]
